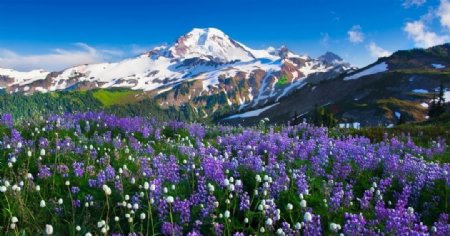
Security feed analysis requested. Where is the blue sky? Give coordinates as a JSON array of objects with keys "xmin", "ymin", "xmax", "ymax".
[{"xmin": 1, "ymin": 0, "xmax": 450, "ymax": 71}]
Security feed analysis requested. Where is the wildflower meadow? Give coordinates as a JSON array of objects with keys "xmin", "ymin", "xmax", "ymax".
[{"xmin": 0, "ymin": 112, "xmax": 449, "ymax": 235}]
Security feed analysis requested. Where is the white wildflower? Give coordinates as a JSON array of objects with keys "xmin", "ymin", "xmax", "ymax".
[{"xmin": 304, "ymin": 212, "xmax": 313, "ymax": 222}]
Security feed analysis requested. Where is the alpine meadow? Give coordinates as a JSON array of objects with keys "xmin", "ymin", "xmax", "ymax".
[{"xmin": 0, "ymin": 0, "xmax": 450, "ymax": 235}]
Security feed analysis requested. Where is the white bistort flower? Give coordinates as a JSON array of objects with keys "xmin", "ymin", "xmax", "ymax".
[
  {"xmin": 45, "ymin": 224, "xmax": 53, "ymax": 235},
  {"xmin": 304, "ymin": 212, "xmax": 313, "ymax": 222},
  {"xmin": 102, "ymin": 185, "xmax": 112, "ymax": 196},
  {"xmin": 300, "ymin": 199, "xmax": 307, "ymax": 208},
  {"xmin": 286, "ymin": 203, "xmax": 293, "ymax": 211},
  {"xmin": 260, "ymin": 227, "xmax": 266, "ymax": 233},
  {"xmin": 166, "ymin": 196, "xmax": 174, "ymax": 204}
]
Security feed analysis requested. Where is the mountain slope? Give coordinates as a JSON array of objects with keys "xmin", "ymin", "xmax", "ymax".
[
  {"xmin": 0, "ymin": 28, "xmax": 354, "ymax": 118},
  {"xmin": 221, "ymin": 44, "xmax": 450, "ymax": 126}
]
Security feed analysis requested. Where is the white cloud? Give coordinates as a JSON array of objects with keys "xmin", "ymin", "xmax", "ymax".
[
  {"xmin": 0, "ymin": 43, "xmax": 123, "ymax": 71},
  {"xmin": 403, "ymin": 20, "xmax": 449, "ymax": 47},
  {"xmin": 347, "ymin": 25, "xmax": 364, "ymax": 44},
  {"xmin": 403, "ymin": 0, "xmax": 450, "ymax": 48},
  {"xmin": 320, "ymin": 33, "xmax": 330, "ymax": 47},
  {"xmin": 438, "ymin": 0, "xmax": 450, "ymax": 30},
  {"xmin": 368, "ymin": 42, "xmax": 392, "ymax": 58},
  {"xmin": 403, "ymin": 0, "xmax": 426, "ymax": 8}
]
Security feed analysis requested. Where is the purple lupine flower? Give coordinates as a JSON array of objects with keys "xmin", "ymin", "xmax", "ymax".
[
  {"xmin": 1, "ymin": 114, "xmax": 13, "ymax": 128},
  {"xmin": 72, "ymin": 200, "xmax": 81, "ymax": 208},
  {"xmin": 37, "ymin": 165, "xmax": 52, "ymax": 179},
  {"xmin": 161, "ymin": 222, "xmax": 182, "ymax": 236},
  {"xmin": 239, "ymin": 191, "xmax": 250, "ymax": 211},
  {"xmin": 72, "ymin": 162, "xmax": 84, "ymax": 177},
  {"xmin": 71, "ymin": 186, "xmax": 80, "ymax": 194},
  {"xmin": 213, "ymin": 223, "xmax": 224, "ymax": 236},
  {"xmin": 173, "ymin": 198, "xmax": 192, "ymax": 224}
]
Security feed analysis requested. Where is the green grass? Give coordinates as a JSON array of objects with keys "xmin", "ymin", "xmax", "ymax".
[
  {"xmin": 275, "ymin": 75, "xmax": 289, "ymax": 87},
  {"xmin": 392, "ymin": 69, "xmax": 450, "ymax": 75},
  {"xmin": 92, "ymin": 89, "xmax": 141, "ymax": 106},
  {"xmin": 377, "ymin": 97, "xmax": 427, "ymax": 121}
]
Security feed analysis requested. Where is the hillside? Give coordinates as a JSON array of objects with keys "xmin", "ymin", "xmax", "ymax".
[{"xmin": 221, "ymin": 44, "xmax": 450, "ymax": 126}]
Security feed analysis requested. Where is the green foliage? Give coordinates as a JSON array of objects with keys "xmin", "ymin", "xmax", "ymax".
[
  {"xmin": 0, "ymin": 91, "xmax": 102, "ymax": 120},
  {"xmin": 0, "ymin": 89, "xmax": 205, "ymax": 123},
  {"xmin": 310, "ymin": 104, "xmax": 337, "ymax": 128}
]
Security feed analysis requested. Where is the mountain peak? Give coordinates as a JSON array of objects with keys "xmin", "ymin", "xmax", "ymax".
[
  {"xmin": 318, "ymin": 51, "xmax": 343, "ymax": 64},
  {"xmin": 165, "ymin": 27, "xmax": 256, "ymax": 62},
  {"xmin": 187, "ymin": 27, "xmax": 227, "ymax": 38}
]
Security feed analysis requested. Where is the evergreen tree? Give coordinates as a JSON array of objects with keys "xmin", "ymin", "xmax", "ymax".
[
  {"xmin": 429, "ymin": 78, "xmax": 446, "ymax": 118},
  {"xmin": 438, "ymin": 78, "xmax": 446, "ymax": 107},
  {"xmin": 292, "ymin": 111, "xmax": 299, "ymax": 125},
  {"xmin": 310, "ymin": 105, "xmax": 337, "ymax": 128}
]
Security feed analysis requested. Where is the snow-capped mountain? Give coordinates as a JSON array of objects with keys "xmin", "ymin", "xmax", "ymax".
[{"xmin": 0, "ymin": 28, "xmax": 355, "ymax": 116}]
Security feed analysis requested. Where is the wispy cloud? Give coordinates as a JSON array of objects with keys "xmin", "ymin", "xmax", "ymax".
[
  {"xmin": 368, "ymin": 42, "xmax": 392, "ymax": 58},
  {"xmin": 403, "ymin": 0, "xmax": 427, "ymax": 8},
  {"xmin": 347, "ymin": 25, "xmax": 364, "ymax": 44},
  {"xmin": 320, "ymin": 33, "xmax": 330, "ymax": 47},
  {"xmin": 0, "ymin": 43, "xmax": 126, "ymax": 71}
]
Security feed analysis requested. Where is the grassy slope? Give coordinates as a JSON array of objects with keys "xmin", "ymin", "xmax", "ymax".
[{"xmin": 92, "ymin": 89, "xmax": 142, "ymax": 106}]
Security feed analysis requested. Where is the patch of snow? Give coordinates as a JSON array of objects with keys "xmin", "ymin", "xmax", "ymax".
[
  {"xmin": 412, "ymin": 89, "xmax": 429, "ymax": 94},
  {"xmin": 432, "ymin": 64, "xmax": 445, "ymax": 69},
  {"xmin": 157, "ymin": 87, "xmax": 173, "ymax": 94},
  {"xmin": 300, "ymin": 61, "xmax": 330, "ymax": 77},
  {"xmin": 0, "ymin": 68, "xmax": 49, "ymax": 86},
  {"xmin": 35, "ymin": 87, "xmax": 48, "ymax": 93},
  {"xmin": 224, "ymin": 103, "xmax": 279, "ymax": 119},
  {"xmin": 344, "ymin": 62, "xmax": 388, "ymax": 81},
  {"xmin": 421, "ymin": 102, "xmax": 429, "ymax": 108}
]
